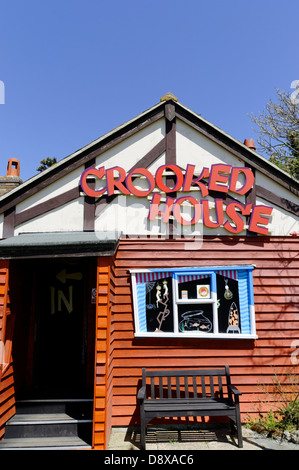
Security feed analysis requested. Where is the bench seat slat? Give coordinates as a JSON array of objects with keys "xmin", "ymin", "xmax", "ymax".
[
  {"xmin": 144, "ymin": 403, "xmax": 234, "ymax": 409},
  {"xmin": 145, "ymin": 397, "xmax": 231, "ymax": 404},
  {"xmin": 144, "ymin": 398, "xmax": 234, "ymax": 410}
]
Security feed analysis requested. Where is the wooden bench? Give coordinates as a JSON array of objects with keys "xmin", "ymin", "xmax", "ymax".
[{"xmin": 137, "ymin": 366, "xmax": 243, "ymax": 449}]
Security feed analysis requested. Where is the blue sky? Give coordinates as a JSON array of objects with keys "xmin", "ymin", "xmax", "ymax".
[{"xmin": 0, "ymin": 0, "xmax": 298, "ymax": 182}]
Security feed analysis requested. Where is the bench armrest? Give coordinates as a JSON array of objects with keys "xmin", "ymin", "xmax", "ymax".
[
  {"xmin": 137, "ymin": 386, "xmax": 146, "ymax": 401},
  {"xmin": 228, "ymin": 385, "xmax": 242, "ymax": 396}
]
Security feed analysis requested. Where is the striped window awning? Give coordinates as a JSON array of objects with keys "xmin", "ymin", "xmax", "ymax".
[
  {"xmin": 135, "ymin": 271, "xmax": 172, "ymax": 284},
  {"xmin": 136, "ymin": 269, "xmax": 238, "ymax": 285},
  {"xmin": 178, "ymin": 274, "xmax": 210, "ymax": 283},
  {"xmin": 215, "ymin": 270, "xmax": 238, "ymax": 280}
]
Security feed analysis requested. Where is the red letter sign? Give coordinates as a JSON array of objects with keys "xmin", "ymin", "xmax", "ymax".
[
  {"xmin": 208, "ymin": 164, "xmax": 232, "ymax": 193},
  {"xmin": 248, "ymin": 205, "xmax": 273, "ymax": 235},
  {"xmin": 80, "ymin": 167, "xmax": 106, "ymax": 197},
  {"xmin": 126, "ymin": 168, "xmax": 155, "ymax": 197},
  {"xmin": 229, "ymin": 167, "xmax": 255, "ymax": 195},
  {"xmin": 155, "ymin": 165, "xmax": 184, "ymax": 193},
  {"xmin": 173, "ymin": 196, "xmax": 201, "ymax": 225},
  {"xmin": 201, "ymin": 199, "xmax": 224, "ymax": 228},
  {"xmin": 105, "ymin": 166, "xmax": 130, "ymax": 196},
  {"xmin": 223, "ymin": 202, "xmax": 252, "ymax": 234},
  {"xmin": 148, "ymin": 193, "xmax": 175, "ymax": 223}
]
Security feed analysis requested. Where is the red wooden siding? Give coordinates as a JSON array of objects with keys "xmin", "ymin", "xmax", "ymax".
[
  {"xmin": 0, "ymin": 260, "xmax": 16, "ymax": 441},
  {"xmin": 108, "ymin": 236, "xmax": 299, "ymax": 426},
  {"xmin": 93, "ymin": 256, "xmax": 113, "ymax": 450}
]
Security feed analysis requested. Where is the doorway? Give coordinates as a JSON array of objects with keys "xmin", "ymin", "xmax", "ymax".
[{"xmin": 11, "ymin": 257, "xmax": 96, "ymax": 398}]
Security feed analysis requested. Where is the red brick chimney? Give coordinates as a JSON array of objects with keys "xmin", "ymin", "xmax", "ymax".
[
  {"xmin": 243, "ymin": 138, "xmax": 256, "ymax": 151},
  {"xmin": 0, "ymin": 158, "xmax": 23, "ymax": 196}
]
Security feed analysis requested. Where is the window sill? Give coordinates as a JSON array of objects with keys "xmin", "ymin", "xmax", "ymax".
[{"xmin": 134, "ymin": 332, "xmax": 258, "ymax": 340}]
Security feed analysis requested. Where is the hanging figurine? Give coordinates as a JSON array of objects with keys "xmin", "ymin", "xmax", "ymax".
[
  {"xmin": 155, "ymin": 280, "xmax": 170, "ymax": 332},
  {"xmin": 162, "ymin": 279, "xmax": 168, "ymax": 298},
  {"xmin": 224, "ymin": 278, "xmax": 233, "ymax": 300},
  {"xmin": 156, "ymin": 285, "xmax": 162, "ymax": 307}
]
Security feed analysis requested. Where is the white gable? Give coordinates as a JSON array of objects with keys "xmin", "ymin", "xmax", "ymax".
[{"xmin": 0, "ymin": 100, "xmax": 298, "ymax": 240}]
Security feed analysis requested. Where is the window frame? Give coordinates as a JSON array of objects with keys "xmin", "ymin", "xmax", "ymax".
[{"xmin": 131, "ymin": 265, "xmax": 257, "ymax": 339}]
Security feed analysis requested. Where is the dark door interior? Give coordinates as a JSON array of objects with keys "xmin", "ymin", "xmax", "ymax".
[
  {"xmin": 35, "ymin": 259, "xmax": 86, "ymax": 396},
  {"xmin": 11, "ymin": 258, "xmax": 96, "ymax": 398}
]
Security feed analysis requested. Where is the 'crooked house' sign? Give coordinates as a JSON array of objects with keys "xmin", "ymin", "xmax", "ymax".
[{"xmin": 80, "ymin": 162, "xmax": 273, "ymax": 235}]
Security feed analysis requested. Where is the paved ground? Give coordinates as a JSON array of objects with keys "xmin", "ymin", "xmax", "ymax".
[{"xmin": 108, "ymin": 425, "xmax": 299, "ymax": 451}]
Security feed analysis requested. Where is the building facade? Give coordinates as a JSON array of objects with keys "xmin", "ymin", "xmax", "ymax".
[{"xmin": 0, "ymin": 95, "xmax": 299, "ymax": 449}]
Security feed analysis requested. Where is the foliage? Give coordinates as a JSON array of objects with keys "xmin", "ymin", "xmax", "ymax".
[
  {"xmin": 36, "ymin": 157, "xmax": 57, "ymax": 173},
  {"xmin": 246, "ymin": 410, "xmax": 281, "ymax": 436},
  {"xmin": 246, "ymin": 367, "xmax": 299, "ymax": 437},
  {"xmin": 278, "ymin": 398, "xmax": 299, "ymax": 429},
  {"xmin": 251, "ymin": 88, "xmax": 299, "ymax": 179}
]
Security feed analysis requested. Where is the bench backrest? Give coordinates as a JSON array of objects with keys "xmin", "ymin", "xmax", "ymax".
[{"xmin": 141, "ymin": 367, "xmax": 232, "ymax": 401}]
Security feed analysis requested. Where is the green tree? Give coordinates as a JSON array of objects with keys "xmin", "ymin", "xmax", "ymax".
[
  {"xmin": 251, "ymin": 88, "xmax": 299, "ymax": 179},
  {"xmin": 36, "ymin": 157, "xmax": 57, "ymax": 173}
]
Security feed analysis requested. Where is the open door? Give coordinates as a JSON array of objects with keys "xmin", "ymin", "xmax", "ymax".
[
  {"xmin": 35, "ymin": 259, "xmax": 87, "ymax": 396},
  {"xmin": 11, "ymin": 258, "xmax": 96, "ymax": 399}
]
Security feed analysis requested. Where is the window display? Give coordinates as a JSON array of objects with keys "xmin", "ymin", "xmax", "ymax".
[{"xmin": 131, "ymin": 266, "xmax": 256, "ymax": 339}]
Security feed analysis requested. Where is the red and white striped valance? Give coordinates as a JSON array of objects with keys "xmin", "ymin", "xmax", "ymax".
[
  {"xmin": 135, "ymin": 271, "xmax": 172, "ymax": 284},
  {"xmin": 135, "ymin": 269, "xmax": 238, "ymax": 284},
  {"xmin": 178, "ymin": 274, "xmax": 210, "ymax": 283}
]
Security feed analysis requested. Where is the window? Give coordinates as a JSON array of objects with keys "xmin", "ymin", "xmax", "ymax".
[{"xmin": 131, "ymin": 266, "xmax": 256, "ymax": 339}]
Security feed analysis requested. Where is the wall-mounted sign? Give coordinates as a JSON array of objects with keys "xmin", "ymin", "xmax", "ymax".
[
  {"xmin": 197, "ymin": 284, "xmax": 210, "ymax": 299},
  {"xmin": 91, "ymin": 288, "xmax": 97, "ymax": 304},
  {"xmin": 80, "ymin": 163, "xmax": 273, "ymax": 235}
]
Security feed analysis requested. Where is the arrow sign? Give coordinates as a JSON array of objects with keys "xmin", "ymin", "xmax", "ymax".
[{"xmin": 56, "ymin": 268, "xmax": 83, "ymax": 284}]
